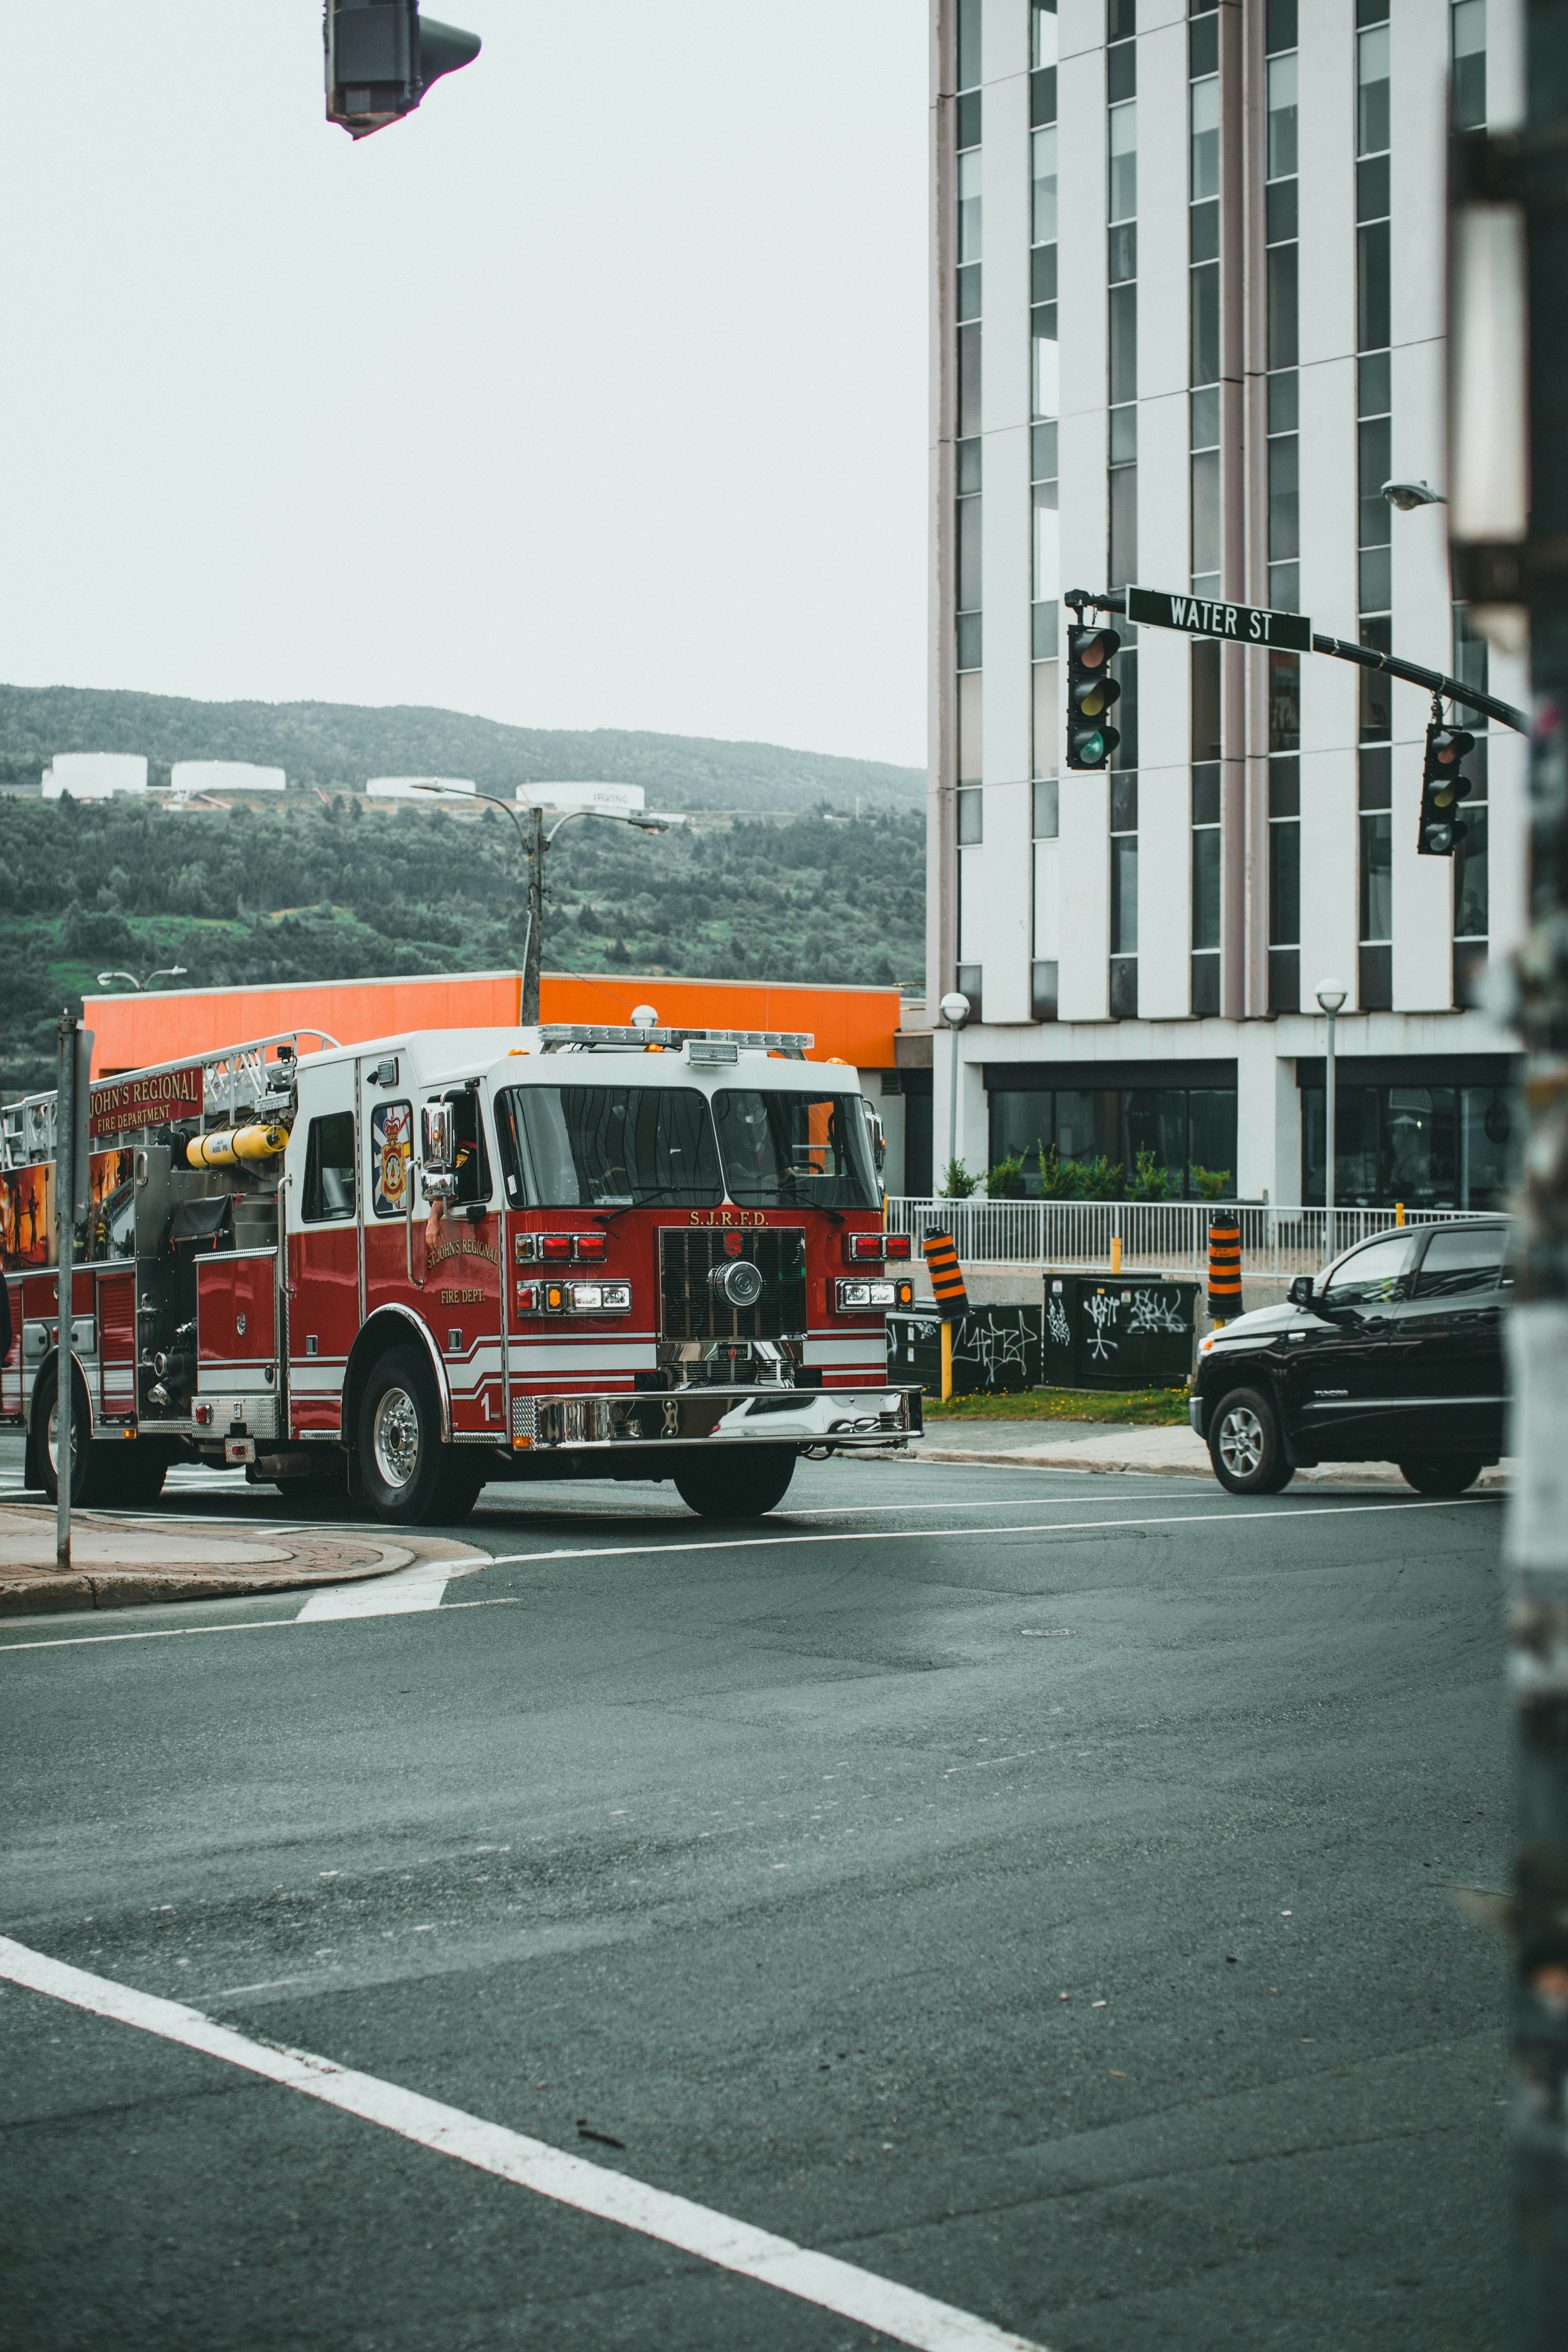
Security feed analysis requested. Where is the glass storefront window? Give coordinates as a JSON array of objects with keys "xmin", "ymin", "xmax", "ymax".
[
  {"xmin": 1300, "ymin": 1081, "xmax": 1516, "ymax": 1209},
  {"xmin": 987, "ymin": 1085, "xmax": 1237, "ymax": 1198}
]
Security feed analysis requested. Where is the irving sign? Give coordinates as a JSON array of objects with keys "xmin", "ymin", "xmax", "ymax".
[
  {"xmin": 1126, "ymin": 586, "xmax": 1314, "ymax": 654},
  {"xmin": 89, "ymin": 1064, "xmax": 204, "ymax": 1139}
]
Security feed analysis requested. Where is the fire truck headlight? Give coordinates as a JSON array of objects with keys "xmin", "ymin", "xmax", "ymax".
[
  {"xmin": 837, "ymin": 1278, "xmax": 897, "ymax": 1311},
  {"xmin": 568, "ymin": 1282, "xmax": 631, "ymax": 1313}
]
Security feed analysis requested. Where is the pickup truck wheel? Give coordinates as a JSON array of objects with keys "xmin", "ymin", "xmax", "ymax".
[
  {"xmin": 1399, "ymin": 1456, "xmax": 1483, "ymax": 1496},
  {"xmin": 673, "ymin": 1446, "xmax": 797, "ymax": 1519},
  {"xmin": 1208, "ymin": 1387, "xmax": 1294, "ymax": 1496},
  {"xmin": 359, "ymin": 1345, "xmax": 445, "ymax": 1524}
]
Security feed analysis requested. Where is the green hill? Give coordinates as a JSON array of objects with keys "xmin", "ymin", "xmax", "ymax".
[
  {"xmin": 0, "ymin": 787, "xmax": 925, "ymax": 1100},
  {"xmin": 0, "ymin": 683, "xmax": 923, "ymax": 816}
]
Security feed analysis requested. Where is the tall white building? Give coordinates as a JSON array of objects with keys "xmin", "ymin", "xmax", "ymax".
[{"xmin": 927, "ymin": 0, "xmax": 1526, "ymax": 1213}]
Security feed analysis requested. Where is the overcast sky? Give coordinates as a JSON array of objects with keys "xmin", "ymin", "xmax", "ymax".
[{"xmin": 0, "ymin": 5, "xmax": 928, "ymax": 767}]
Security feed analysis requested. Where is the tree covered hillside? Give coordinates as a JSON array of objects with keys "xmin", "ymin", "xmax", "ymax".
[
  {"xmin": 0, "ymin": 683, "xmax": 922, "ymax": 817},
  {"xmin": 0, "ymin": 790, "xmax": 924, "ymax": 1097}
]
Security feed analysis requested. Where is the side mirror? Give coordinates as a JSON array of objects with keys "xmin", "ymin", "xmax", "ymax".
[
  {"xmin": 421, "ymin": 1101, "xmax": 457, "ymax": 1201},
  {"xmin": 1288, "ymin": 1274, "xmax": 1315, "ymax": 1307}
]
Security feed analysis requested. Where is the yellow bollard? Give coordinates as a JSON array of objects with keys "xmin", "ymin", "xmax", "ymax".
[
  {"xmin": 1395, "ymin": 1201, "xmax": 1405, "ymax": 1225},
  {"xmin": 940, "ymin": 1319, "xmax": 953, "ymax": 1403},
  {"xmin": 1111, "ymin": 1234, "xmax": 1122, "ymax": 1275}
]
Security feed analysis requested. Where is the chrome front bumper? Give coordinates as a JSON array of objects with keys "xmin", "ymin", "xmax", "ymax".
[{"xmin": 519, "ymin": 1385, "xmax": 923, "ymax": 1452}]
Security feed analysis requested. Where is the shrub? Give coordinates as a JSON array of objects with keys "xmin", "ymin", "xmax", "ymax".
[
  {"xmin": 1075, "ymin": 1154, "xmax": 1123, "ymax": 1200},
  {"xmin": 985, "ymin": 1153, "xmax": 1026, "ymax": 1198},
  {"xmin": 1189, "ymin": 1163, "xmax": 1233, "ymax": 1200},
  {"xmin": 940, "ymin": 1158, "xmax": 979, "ymax": 1198},
  {"xmin": 1127, "ymin": 1145, "xmax": 1174, "ymax": 1200},
  {"xmin": 1037, "ymin": 1144, "xmax": 1079, "ymax": 1198}
]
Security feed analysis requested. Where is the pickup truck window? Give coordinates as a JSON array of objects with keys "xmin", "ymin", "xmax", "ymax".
[
  {"xmin": 713, "ymin": 1091, "xmax": 879, "ymax": 1210},
  {"xmin": 498, "ymin": 1085, "xmax": 722, "ymax": 1208},
  {"xmin": 1414, "ymin": 1224, "xmax": 1506, "ymax": 1298},
  {"xmin": 1322, "ymin": 1231, "xmax": 1417, "ymax": 1309}
]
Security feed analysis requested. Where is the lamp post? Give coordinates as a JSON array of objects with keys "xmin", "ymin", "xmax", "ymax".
[
  {"xmin": 94, "ymin": 967, "xmax": 187, "ymax": 991},
  {"xmin": 412, "ymin": 785, "xmax": 682, "ymax": 1023},
  {"xmin": 939, "ymin": 991, "xmax": 970, "ymax": 1190},
  {"xmin": 1315, "ymin": 980, "xmax": 1347, "ymax": 1250}
]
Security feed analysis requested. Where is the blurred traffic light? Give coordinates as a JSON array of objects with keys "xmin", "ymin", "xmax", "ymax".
[
  {"xmin": 1065, "ymin": 625, "xmax": 1122, "ymax": 770},
  {"xmin": 1418, "ymin": 722, "xmax": 1477, "ymax": 855},
  {"xmin": 326, "ymin": 0, "xmax": 480, "ymax": 140}
]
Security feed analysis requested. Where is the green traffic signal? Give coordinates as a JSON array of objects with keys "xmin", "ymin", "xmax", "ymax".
[
  {"xmin": 1065, "ymin": 625, "xmax": 1122, "ymax": 770},
  {"xmin": 1418, "ymin": 723, "xmax": 1477, "ymax": 856}
]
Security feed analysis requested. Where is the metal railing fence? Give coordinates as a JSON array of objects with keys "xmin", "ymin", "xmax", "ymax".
[{"xmin": 884, "ymin": 1196, "xmax": 1484, "ymax": 1282}]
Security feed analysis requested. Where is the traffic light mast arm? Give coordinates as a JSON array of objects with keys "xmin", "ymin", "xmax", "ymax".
[{"xmin": 1065, "ymin": 587, "xmax": 1529, "ymax": 735}]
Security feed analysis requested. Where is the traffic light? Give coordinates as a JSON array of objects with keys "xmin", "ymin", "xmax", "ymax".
[
  {"xmin": 1065, "ymin": 625, "xmax": 1122, "ymax": 769},
  {"xmin": 326, "ymin": 0, "xmax": 481, "ymax": 140},
  {"xmin": 1418, "ymin": 722, "xmax": 1477, "ymax": 855}
]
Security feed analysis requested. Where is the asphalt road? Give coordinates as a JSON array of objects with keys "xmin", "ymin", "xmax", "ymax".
[{"xmin": 0, "ymin": 1439, "xmax": 1511, "ymax": 2352}]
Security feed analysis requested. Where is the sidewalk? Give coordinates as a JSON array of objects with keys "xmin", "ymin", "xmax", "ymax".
[
  {"xmin": 908, "ymin": 1419, "xmax": 1510, "ymax": 1488},
  {"xmin": 0, "ymin": 1506, "xmax": 486, "ymax": 1618}
]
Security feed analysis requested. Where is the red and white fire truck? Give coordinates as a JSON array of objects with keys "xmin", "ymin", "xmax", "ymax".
[{"xmin": 0, "ymin": 1020, "xmax": 920, "ymax": 1522}]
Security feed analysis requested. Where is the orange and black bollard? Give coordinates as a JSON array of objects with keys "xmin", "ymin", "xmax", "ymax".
[
  {"xmin": 922, "ymin": 1232, "xmax": 968, "ymax": 1399},
  {"xmin": 1207, "ymin": 1212, "xmax": 1241, "ymax": 1328}
]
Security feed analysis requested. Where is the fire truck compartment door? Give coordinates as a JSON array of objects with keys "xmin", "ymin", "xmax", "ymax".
[
  {"xmin": 198, "ymin": 1256, "xmax": 278, "ymax": 1368},
  {"xmin": 1, "ymin": 1279, "xmax": 20, "ymax": 1423}
]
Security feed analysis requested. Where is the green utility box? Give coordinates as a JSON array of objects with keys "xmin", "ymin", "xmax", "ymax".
[{"xmin": 1042, "ymin": 1273, "xmax": 1200, "ymax": 1390}]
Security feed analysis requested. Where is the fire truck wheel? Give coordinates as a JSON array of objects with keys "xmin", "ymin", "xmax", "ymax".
[
  {"xmin": 359, "ymin": 1346, "xmax": 446, "ymax": 1523},
  {"xmin": 432, "ymin": 1454, "xmax": 486, "ymax": 1524},
  {"xmin": 32, "ymin": 1359, "xmax": 117, "ymax": 1508},
  {"xmin": 100, "ymin": 1444, "xmax": 170, "ymax": 1506},
  {"xmin": 672, "ymin": 1446, "xmax": 797, "ymax": 1520}
]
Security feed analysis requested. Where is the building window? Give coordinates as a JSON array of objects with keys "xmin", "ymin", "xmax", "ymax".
[
  {"xmin": 1107, "ymin": 15, "xmax": 1136, "ymax": 594},
  {"xmin": 1191, "ymin": 391, "xmax": 1220, "ymax": 601},
  {"xmin": 1031, "ymin": 422, "xmax": 1059, "ymax": 784},
  {"xmin": 1356, "ymin": 2, "xmax": 1392, "ymax": 734},
  {"xmin": 1302, "ymin": 1078, "xmax": 1515, "ymax": 1210},
  {"xmin": 988, "ymin": 1079, "xmax": 1237, "ymax": 1201},
  {"xmin": 1191, "ymin": 679, "xmax": 1221, "ymax": 1020},
  {"xmin": 1265, "ymin": 10, "xmax": 1299, "ymax": 616},
  {"xmin": 1268, "ymin": 755, "xmax": 1300, "ymax": 1014},
  {"xmin": 1454, "ymin": 597, "xmax": 1490, "ymax": 1005},
  {"xmin": 957, "ymin": 0, "xmax": 981, "ymax": 94},
  {"xmin": 1033, "ymin": 777, "xmax": 1059, "ymax": 1026},
  {"xmin": 1452, "ymin": 0, "xmax": 1486, "ymax": 131},
  {"xmin": 956, "ymin": 963, "xmax": 984, "ymax": 1024},
  {"xmin": 1110, "ymin": 770, "xmax": 1138, "ymax": 1019},
  {"xmin": 957, "ymin": 432, "xmax": 982, "ymax": 673},
  {"xmin": 1359, "ymin": 746, "xmax": 1393, "ymax": 1011},
  {"xmin": 958, "ymin": 672, "xmax": 982, "ymax": 785}
]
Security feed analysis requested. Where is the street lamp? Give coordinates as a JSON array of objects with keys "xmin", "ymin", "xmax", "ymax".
[
  {"xmin": 96, "ymin": 966, "xmax": 188, "ymax": 991},
  {"xmin": 1381, "ymin": 479, "xmax": 1448, "ymax": 512},
  {"xmin": 1315, "ymin": 979, "xmax": 1348, "ymax": 1243},
  {"xmin": 411, "ymin": 784, "xmax": 683, "ymax": 1023},
  {"xmin": 939, "ymin": 990, "xmax": 970, "ymax": 1187}
]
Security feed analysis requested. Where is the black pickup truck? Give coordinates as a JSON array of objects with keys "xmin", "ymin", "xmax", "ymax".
[{"xmin": 1189, "ymin": 1217, "xmax": 1513, "ymax": 1497}]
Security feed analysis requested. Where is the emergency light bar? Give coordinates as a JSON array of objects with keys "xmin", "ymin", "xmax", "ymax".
[{"xmin": 537, "ymin": 1025, "xmax": 814, "ymax": 1054}]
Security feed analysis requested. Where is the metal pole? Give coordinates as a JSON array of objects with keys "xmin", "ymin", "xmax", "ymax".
[
  {"xmin": 1324, "ymin": 1006, "xmax": 1336, "ymax": 1247},
  {"xmin": 54, "ymin": 1012, "xmax": 76, "ymax": 1572},
  {"xmin": 947, "ymin": 1019, "xmax": 962, "ymax": 1186},
  {"xmin": 523, "ymin": 803, "xmax": 545, "ymax": 1025},
  {"xmin": 1506, "ymin": 6, "xmax": 1568, "ymax": 2330}
]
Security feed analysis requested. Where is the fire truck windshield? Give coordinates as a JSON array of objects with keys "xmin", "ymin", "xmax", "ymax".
[
  {"xmin": 712, "ymin": 1091, "xmax": 878, "ymax": 1210},
  {"xmin": 498, "ymin": 1085, "xmax": 723, "ymax": 1208}
]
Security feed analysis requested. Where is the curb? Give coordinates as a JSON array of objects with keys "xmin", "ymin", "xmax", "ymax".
[
  {"xmin": 905, "ymin": 1443, "xmax": 1509, "ymax": 1489},
  {"xmin": 0, "ymin": 1530, "xmax": 483, "ymax": 1619}
]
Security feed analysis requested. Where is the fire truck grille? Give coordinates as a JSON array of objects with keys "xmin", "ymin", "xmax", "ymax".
[{"xmin": 659, "ymin": 1227, "xmax": 806, "ymax": 1341}]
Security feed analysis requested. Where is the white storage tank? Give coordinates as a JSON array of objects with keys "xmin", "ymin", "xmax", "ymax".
[{"xmin": 41, "ymin": 753, "xmax": 148, "ymax": 798}]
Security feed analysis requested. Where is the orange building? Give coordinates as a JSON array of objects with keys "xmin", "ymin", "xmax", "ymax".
[{"xmin": 85, "ymin": 968, "xmax": 904, "ymax": 1077}]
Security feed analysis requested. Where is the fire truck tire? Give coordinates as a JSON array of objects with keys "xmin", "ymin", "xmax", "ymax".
[
  {"xmin": 432, "ymin": 1454, "xmax": 486, "ymax": 1523},
  {"xmin": 672, "ymin": 1446, "xmax": 797, "ymax": 1520},
  {"xmin": 31, "ymin": 1359, "xmax": 118, "ymax": 1509},
  {"xmin": 100, "ymin": 1445, "xmax": 171, "ymax": 1506},
  {"xmin": 358, "ymin": 1345, "xmax": 447, "ymax": 1524}
]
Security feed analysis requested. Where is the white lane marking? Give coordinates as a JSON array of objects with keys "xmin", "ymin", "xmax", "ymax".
[
  {"xmin": 0, "ymin": 1494, "xmax": 1496, "ymax": 1655},
  {"xmin": 296, "ymin": 1557, "xmax": 467, "ymax": 1621},
  {"xmin": 0, "ymin": 1938, "xmax": 1049, "ymax": 2352}
]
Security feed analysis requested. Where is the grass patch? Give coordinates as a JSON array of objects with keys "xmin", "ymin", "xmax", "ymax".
[{"xmin": 921, "ymin": 1386, "xmax": 1190, "ymax": 1426}]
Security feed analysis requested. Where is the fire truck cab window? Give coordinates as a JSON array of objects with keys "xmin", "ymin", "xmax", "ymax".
[
  {"xmin": 303, "ymin": 1111, "xmax": 357, "ymax": 1222},
  {"xmin": 499, "ymin": 1086, "xmax": 722, "ymax": 1207},
  {"xmin": 713, "ymin": 1092, "xmax": 879, "ymax": 1210},
  {"xmin": 442, "ymin": 1088, "xmax": 492, "ymax": 1207}
]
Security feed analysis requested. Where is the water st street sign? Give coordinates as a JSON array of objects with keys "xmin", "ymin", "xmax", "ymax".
[{"xmin": 1126, "ymin": 586, "xmax": 1314, "ymax": 653}]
